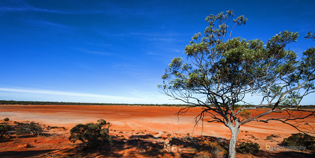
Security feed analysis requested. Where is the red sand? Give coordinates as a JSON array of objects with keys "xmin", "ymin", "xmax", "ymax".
[
  {"xmin": 1, "ymin": 105, "xmax": 313, "ymax": 136},
  {"xmin": 1, "ymin": 105, "xmax": 314, "ymax": 157}
]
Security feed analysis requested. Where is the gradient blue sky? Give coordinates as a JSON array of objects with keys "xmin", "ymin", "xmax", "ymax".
[{"xmin": 0, "ymin": 0, "xmax": 314, "ymax": 104}]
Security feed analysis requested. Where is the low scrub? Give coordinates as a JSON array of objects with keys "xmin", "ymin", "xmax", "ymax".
[
  {"xmin": 0, "ymin": 124, "xmax": 11, "ymax": 138},
  {"xmin": 49, "ymin": 126, "xmax": 65, "ymax": 130},
  {"xmin": 15, "ymin": 121, "xmax": 43, "ymax": 136},
  {"xmin": 239, "ymin": 110, "xmax": 252, "ymax": 119},
  {"xmin": 202, "ymin": 140, "xmax": 228, "ymax": 157},
  {"xmin": 282, "ymin": 133, "xmax": 315, "ymax": 150},
  {"xmin": 69, "ymin": 119, "xmax": 113, "ymax": 148},
  {"xmin": 4, "ymin": 117, "xmax": 9, "ymax": 122},
  {"xmin": 238, "ymin": 141, "xmax": 260, "ymax": 155}
]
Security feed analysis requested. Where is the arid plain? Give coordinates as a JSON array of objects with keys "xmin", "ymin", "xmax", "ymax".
[{"xmin": 1, "ymin": 105, "xmax": 314, "ymax": 158}]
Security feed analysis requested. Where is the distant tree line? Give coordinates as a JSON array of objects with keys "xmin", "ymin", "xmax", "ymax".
[
  {"xmin": 0, "ymin": 100, "xmax": 314, "ymax": 108},
  {"xmin": 0, "ymin": 100, "xmax": 191, "ymax": 107}
]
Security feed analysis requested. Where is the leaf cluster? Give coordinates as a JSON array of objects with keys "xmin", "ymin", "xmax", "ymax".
[{"xmin": 305, "ymin": 31, "xmax": 315, "ymax": 40}]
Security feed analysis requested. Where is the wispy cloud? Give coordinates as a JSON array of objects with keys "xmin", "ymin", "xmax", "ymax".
[
  {"xmin": 20, "ymin": 18, "xmax": 72, "ymax": 30},
  {"xmin": 98, "ymin": 31, "xmax": 189, "ymax": 43},
  {"xmin": 0, "ymin": 2, "xmax": 66, "ymax": 14},
  {"xmin": 146, "ymin": 48, "xmax": 183, "ymax": 56},
  {"xmin": 75, "ymin": 48, "xmax": 112, "ymax": 56},
  {"xmin": 1, "ymin": 0, "xmax": 160, "ymax": 16},
  {"xmin": 146, "ymin": 37, "xmax": 175, "ymax": 42},
  {"xmin": 100, "ymin": 31, "xmax": 188, "ymax": 38},
  {"xmin": 111, "ymin": 62, "xmax": 140, "ymax": 68},
  {"xmin": 0, "ymin": 2, "xmax": 105, "ymax": 15},
  {"xmin": 0, "ymin": 87, "xmax": 182, "ymax": 104},
  {"xmin": 169, "ymin": 49, "xmax": 183, "ymax": 53},
  {"xmin": 0, "ymin": 87, "xmax": 139, "ymax": 101},
  {"xmin": 146, "ymin": 51, "xmax": 159, "ymax": 55}
]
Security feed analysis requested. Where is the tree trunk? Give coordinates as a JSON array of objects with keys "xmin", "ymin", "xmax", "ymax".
[{"xmin": 228, "ymin": 122, "xmax": 240, "ymax": 158}]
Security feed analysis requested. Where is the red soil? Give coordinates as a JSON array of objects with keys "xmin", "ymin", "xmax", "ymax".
[{"xmin": 0, "ymin": 105, "xmax": 314, "ymax": 158}]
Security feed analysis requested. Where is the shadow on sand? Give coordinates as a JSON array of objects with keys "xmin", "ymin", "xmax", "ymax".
[
  {"xmin": 255, "ymin": 150, "xmax": 315, "ymax": 158},
  {"xmin": 0, "ymin": 150, "xmax": 54, "ymax": 158}
]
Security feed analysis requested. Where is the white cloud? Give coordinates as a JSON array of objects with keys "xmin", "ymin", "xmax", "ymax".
[
  {"xmin": 20, "ymin": 18, "xmax": 72, "ymax": 30},
  {"xmin": 0, "ymin": 87, "xmax": 182, "ymax": 104},
  {"xmin": 0, "ymin": 2, "xmax": 105, "ymax": 15},
  {"xmin": 0, "ymin": 87, "xmax": 139, "ymax": 101},
  {"xmin": 75, "ymin": 48, "xmax": 112, "ymax": 56},
  {"xmin": 0, "ymin": 4, "xmax": 66, "ymax": 14}
]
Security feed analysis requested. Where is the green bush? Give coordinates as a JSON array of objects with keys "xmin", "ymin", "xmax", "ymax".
[
  {"xmin": 240, "ymin": 110, "xmax": 252, "ymax": 119},
  {"xmin": 15, "ymin": 121, "xmax": 43, "ymax": 136},
  {"xmin": 282, "ymin": 133, "xmax": 315, "ymax": 150},
  {"xmin": 0, "ymin": 124, "xmax": 11, "ymax": 138},
  {"xmin": 69, "ymin": 119, "xmax": 113, "ymax": 148},
  {"xmin": 4, "ymin": 117, "xmax": 9, "ymax": 122},
  {"xmin": 238, "ymin": 141, "xmax": 260, "ymax": 155},
  {"xmin": 266, "ymin": 136, "xmax": 274, "ymax": 140},
  {"xmin": 202, "ymin": 140, "xmax": 228, "ymax": 157}
]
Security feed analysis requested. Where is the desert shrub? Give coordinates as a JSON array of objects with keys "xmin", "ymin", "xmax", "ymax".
[
  {"xmin": 50, "ymin": 126, "xmax": 65, "ymax": 130},
  {"xmin": 4, "ymin": 117, "xmax": 9, "ymax": 122},
  {"xmin": 238, "ymin": 141, "xmax": 260, "ymax": 155},
  {"xmin": 266, "ymin": 136, "xmax": 274, "ymax": 140},
  {"xmin": 202, "ymin": 140, "xmax": 228, "ymax": 157},
  {"xmin": 15, "ymin": 121, "xmax": 43, "ymax": 136},
  {"xmin": 239, "ymin": 110, "xmax": 252, "ymax": 119},
  {"xmin": 282, "ymin": 133, "xmax": 315, "ymax": 150},
  {"xmin": 0, "ymin": 124, "xmax": 11, "ymax": 138},
  {"xmin": 15, "ymin": 124, "xmax": 29, "ymax": 136},
  {"xmin": 69, "ymin": 119, "xmax": 113, "ymax": 148}
]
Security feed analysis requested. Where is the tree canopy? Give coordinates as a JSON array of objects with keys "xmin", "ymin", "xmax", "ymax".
[
  {"xmin": 159, "ymin": 10, "xmax": 315, "ymax": 158},
  {"xmin": 160, "ymin": 10, "xmax": 315, "ymax": 113}
]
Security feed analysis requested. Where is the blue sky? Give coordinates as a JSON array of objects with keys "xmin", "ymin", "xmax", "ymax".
[{"xmin": 0, "ymin": 0, "xmax": 314, "ymax": 104}]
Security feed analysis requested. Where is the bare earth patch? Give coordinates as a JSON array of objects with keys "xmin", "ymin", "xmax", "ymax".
[{"xmin": 0, "ymin": 105, "xmax": 315, "ymax": 157}]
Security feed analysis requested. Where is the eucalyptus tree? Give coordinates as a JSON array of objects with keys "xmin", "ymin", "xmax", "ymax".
[{"xmin": 159, "ymin": 10, "xmax": 315, "ymax": 158}]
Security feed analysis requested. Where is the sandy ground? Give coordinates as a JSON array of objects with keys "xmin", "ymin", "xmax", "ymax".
[{"xmin": 0, "ymin": 105, "xmax": 315, "ymax": 157}]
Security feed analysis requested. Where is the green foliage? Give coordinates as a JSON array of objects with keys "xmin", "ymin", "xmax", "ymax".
[
  {"xmin": 0, "ymin": 124, "xmax": 11, "ymax": 138},
  {"xmin": 160, "ymin": 9, "xmax": 315, "ymax": 158},
  {"xmin": 160, "ymin": 9, "xmax": 315, "ymax": 111},
  {"xmin": 305, "ymin": 31, "xmax": 315, "ymax": 40},
  {"xmin": 15, "ymin": 121, "xmax": 43, "ymax": 136},
  {"xmin": 266, "ymin": 136, "xmax": 274, "ymax": 141},
  {"xmin": 238, "ymin": 141, "xmax": 260, "ymax": 155},
  {"xmin": 282, "ymin": 91, "xmax": 301, "ymax": 107},
  {"xmin": 202, "ymin": 140, "xmax": 228, "ymax": 156},
  {"xmin": 15, "ymin": 124, "xmax": 28, "ymax": 136},
  {"xmin": 239, "ymin": 110, "xmax": 251, "ymax": 119},
  {"xmin": 69, "ymin": 119, "xmax": 112, "ymax": 148},
  {"xmin": 4, "ymin": 117, "xmax": 9, "ymax": 122},
  {"xmin": 282, "ymin": 133, "xmax": 315, "ymax": 150}
]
